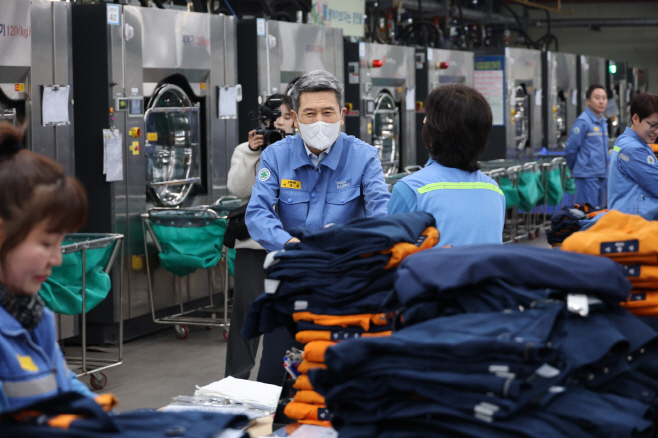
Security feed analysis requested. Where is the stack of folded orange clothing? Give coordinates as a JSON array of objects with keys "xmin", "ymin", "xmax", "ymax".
[
  {"xmin": 284, "ymin": 313, "xmax": 394, "ymax": 427},
  {"xmin": 562, "ymin": 210, "xmax": 658, "ymax": 315}
]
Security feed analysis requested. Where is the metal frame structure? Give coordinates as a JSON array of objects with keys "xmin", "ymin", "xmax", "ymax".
[
  {"xmin": 57, "ymin": 234, "xmax": 124, "ymax": 390},
  {"xmin": 141, "ymin": 198, "xmax": 237, "ymax": 340}
]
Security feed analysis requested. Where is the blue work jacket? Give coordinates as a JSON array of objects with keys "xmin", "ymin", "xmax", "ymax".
[
  {"xmin": 608, "ymin": 127, "xmax": 658, "ymax": 215},
  {"xmin": 564, "ymin": 107, "xmax": 609, "ymax": 178},
  {"xmin": 388, "ymin": 159, "xmax": 505, "ymax": 246},
  {"xmin": 246, "ymin": 133, "xmax": 390, "ymax": 252},
  {"xmin": 0, "ymin": 306, "xmax": 94, "ymax": 414}
]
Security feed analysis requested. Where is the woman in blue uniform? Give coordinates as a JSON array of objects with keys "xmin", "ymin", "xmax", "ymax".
[
  {"xmin": 388, "ymin": 84, "xmax": 505, "ymax": 246},
  {"xmin": 608, "ymin": 93, "xmax": 658, "ymax": 215},
  {"xmin": 0, "ymin": 124, "xmax": 93, "ymax": 414}
]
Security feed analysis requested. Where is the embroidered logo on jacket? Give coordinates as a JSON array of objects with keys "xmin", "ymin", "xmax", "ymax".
[{"xmin": 258, "ymin": 168, "xmax": 271, "ymax": 181}]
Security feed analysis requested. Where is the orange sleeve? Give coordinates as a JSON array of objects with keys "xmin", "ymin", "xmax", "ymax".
[
  {"xmin": 296, "ymin": 330, "xmax": 331, "ymax": 343},
  {"xmin": 297, "ymin": 360, "xmax": 328, "ymax": 374},
  {"xmin": 293, "ymin": 312, "xmax": 389, "ymax": 330},
  {"xmin": 302, "ymin": 340, "xmax": 337, "ymax": 363},
  {"xmin": 293, "ymin": 374, "xmax": 314, "ymax": 391},
  {"xmin": 284, "ymin": 402, "xmax": 329, "ymax": 421},
  {"xmin": 293, "ymin": 390, "xmax": 326, "ymax": 405},
  {"xmin": 382, "ymin": 227, "xmax": 440, "ymax": 269}
]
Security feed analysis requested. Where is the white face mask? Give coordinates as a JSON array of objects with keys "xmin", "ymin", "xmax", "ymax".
[{"xmin": 297, "ymin": 120, "xmax": 341, "ymax": 151}]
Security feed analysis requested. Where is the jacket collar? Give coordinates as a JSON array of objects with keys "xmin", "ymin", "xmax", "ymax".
[
  {"xmin": 0, "ymin": 304, "xmax": 27, "ymax": 336},
  {"xmin": 585, "ymin": 107, "xmax": 606, "ymax": 124},
  {"xmin": 622, "ymin": 127, "xmax": 651, "ymax": 148},
  {"xmin": 290, "ymin": 132, "xmax": 345, "ymax": 170}
]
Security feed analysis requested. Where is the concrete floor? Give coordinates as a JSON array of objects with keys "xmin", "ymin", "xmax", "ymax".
[
  {"xmin": 76, "ymin": 326, "xmax": 262, "ymax": 413},
  {"xmin": 72, "ymin": 235, "xmax": 549, "ymax": 413}
]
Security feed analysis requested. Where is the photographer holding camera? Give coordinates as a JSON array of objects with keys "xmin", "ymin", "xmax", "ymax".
[{"xmin": 224, "ymin": 94, "xmax": 293, "ymax": 380}]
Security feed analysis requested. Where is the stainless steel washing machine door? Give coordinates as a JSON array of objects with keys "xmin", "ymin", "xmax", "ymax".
[
  {"xmin": 372, "ymin": 93, "xmax": 400, "ymax": 176},
  {"xmin": 144, "ymin": 84, "xmax": 201, "ymax": 207},
  {"xmin": 513, "ymin": 86, "xmax": 529, "ymax": 151}
]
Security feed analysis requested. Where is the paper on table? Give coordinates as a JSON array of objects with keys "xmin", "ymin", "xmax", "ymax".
[
  {"xmin": 219, "ymin": 86, "xmax": 238, "ymax": 118},
  {"xmin": 42, "ymin": 86, "xmax": 70, "ymax": 125},
  {"xmin": 103, "ymin": 129, "xmax": 123, "ymax": 182},
  {"xmin": 195, "ymin": 376, "xmax": 281, "ymax": 410},
  {"xmin": 289, "ymin": 424, "xmax": 338, "ymax": 437},
  {"xmin": 405, "ymin": 87, "xmax": 416, "ymax": 111}
]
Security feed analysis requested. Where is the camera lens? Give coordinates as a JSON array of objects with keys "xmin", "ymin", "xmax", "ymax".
[{"xmin": 265, "ymin": 130, "xmax": 284, "ymax": 145}]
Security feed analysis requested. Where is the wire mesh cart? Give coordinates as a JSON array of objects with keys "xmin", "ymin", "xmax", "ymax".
[
  {"xmin": 41, "ymin": 233, "xmax": 124, "ymax": 390},
  {"xmin": 141, "ymin": 198, "xmax": 238, "ymax": 340}
]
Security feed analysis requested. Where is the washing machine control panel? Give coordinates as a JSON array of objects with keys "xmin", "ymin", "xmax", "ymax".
[{"xmin": 116, "ymin": 97, "xmax": 144, "ymax": 117}]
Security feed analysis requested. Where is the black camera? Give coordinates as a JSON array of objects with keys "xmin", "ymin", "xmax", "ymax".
[{"xmin": 255, "ymin": 98, "xmax": 286, "ymax": 148}]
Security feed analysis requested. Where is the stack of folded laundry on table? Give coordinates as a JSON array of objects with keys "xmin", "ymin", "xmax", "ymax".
[
  {"xmin": 309, "ymin": 244, "xmax": 658, "ymax": 438},
  {"xmin": 285, "ymin": 312, "xmax": 395, "ymax": 426},
  {"xmin": 546, "ymin": 203, "xmax": 606, "ymax": 247},
  {"xmin": 242, "ymin": 212, "xmax": 439, "ymax": 426},
  {"xmin": 563, "ymin": 210, "xmax": 658, "ymax": 318}
]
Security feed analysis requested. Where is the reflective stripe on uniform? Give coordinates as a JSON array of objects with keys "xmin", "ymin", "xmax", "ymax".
[
  {"xmin": 613, "ymin": 146, "xmax": 621, "ymax": 152},
  {"xmin": 619, "ymin": 153, "xmax": 630, "ymax": 162},
  {"xmin": 417, "ymin": 182, "xmax": 504, "ymax": 196},
  {"xmin": 587, "ymin": 132, "xmax": 604, "ymax": 137},
  {"xmin": 3, "ymin": 373, "xmax": 57, "ymax": 398}
]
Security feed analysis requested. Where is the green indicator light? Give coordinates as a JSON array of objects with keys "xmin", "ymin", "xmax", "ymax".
[{"xmin": 609, "ymin": 64, "xmax": 617, "ymax": 74}]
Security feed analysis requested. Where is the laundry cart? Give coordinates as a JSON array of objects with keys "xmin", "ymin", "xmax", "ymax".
[
  {"xmin": 141, "ymin": 198, "xmax": 238, "ymax": 340},
  {"xmin": 40, "ymin": 233, "xmax": 124, "ymax": 390}
]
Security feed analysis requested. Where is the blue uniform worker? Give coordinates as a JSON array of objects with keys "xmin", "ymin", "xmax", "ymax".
[
  {"xmin": 388, "ymin": 159, "xmax": 505, "ymax": 246},
  {"xmin": 246, "ymin": 132, "xmax": 390, "ymax": 252},
  {"xmin": 0, "ymin": 304, "xmax": 94, "ymax": 414},
  {"xmin": 564, "ymin": 85, "xmax": 609, "ymax": 208},
  {"xmin": 608, "ymin": 93, "xmax": 658, "ymax": 215}
]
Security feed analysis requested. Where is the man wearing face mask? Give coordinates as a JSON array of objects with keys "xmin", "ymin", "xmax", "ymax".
[
  {"xmin": 246, "ymin": 70, "xmax": 390, "ymax": 253},
  {"xmin": 245, "ymin": 70, "xmax": 390, "ymax": 386}
]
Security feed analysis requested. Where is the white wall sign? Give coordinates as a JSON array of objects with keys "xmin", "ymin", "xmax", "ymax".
[{"xmin": 311, "ymin": 0, "xmax": 365, "ymax": 38}]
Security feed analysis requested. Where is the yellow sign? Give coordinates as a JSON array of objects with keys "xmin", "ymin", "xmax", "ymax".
[
  {"xmin": 14, "ymin": 84, "xmax": 25, "ymax": 92},
  {"xmin": 130, "ymin": 141, "xmax": 140, "ymax": 155},
  {"xmin": 281, "ymin": 179, "xmax": 301, "ymax": 190},
  {"xmin": 17, "ymin": 354, "xmax": 39, "ymax": 372},
  {"xmin": 147, "ymin": 132, "xmax": 158, "ymax": 141},
  {"xmin": 200, "ymin": 83, "xmax": 206, "ymax": 90},
  {"xmin": 367, "ymin": 122, "xmax": 372, "ymax": 135}
]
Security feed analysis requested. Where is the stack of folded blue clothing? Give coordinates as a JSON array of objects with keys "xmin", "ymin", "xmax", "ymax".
[
  {"xmin": 546, "ymin": 203, "xmax": 606, "ymax": 246},
  {"xmin": 310, "ymin": 245, "xmax": 658, "ymax": 438},
  {"xmin": 241, "ymin": 212, "xmax": 438, "ymax": 339}
]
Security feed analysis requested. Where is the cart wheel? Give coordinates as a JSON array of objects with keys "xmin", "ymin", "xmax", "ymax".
[
  {"xmin": 175, "ymin": 325, "xmax": 189, "ymax": 340},
  {"xmin": 223, "ymin": 329, "xmax": 229, "ymax": 341},
  {"xmin": 535, "ymin": 229, "xmax": 541, "ymax": 238},
  {"xmin": 206, "ymin": 326, "xmax": 213, "ymax": 330},
  {"xmin": 90, "ymin": 373, "xmax": 107, "ymax": 390},
  {"xmin": 528, "ymin": 232, "xmax": 535, "ymax": 240}
]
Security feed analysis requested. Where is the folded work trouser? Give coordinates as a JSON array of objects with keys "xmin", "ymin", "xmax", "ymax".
[
  {"xmin": 621, "ymin": 265, "xmax": 658, "ymax": 289},
  {"xmin": 562, "ymin": 210, "xmax": 658, "ymax": 265},
  {"xmin": 293, "ymin": 390, "xmax": 325, "ymax": 405},
  {"xmin": 296, "ymin": 330, "xmax": 392, "ymax": 344},
  {"xmin": 283, "ymin": 401, "xmax": 333, "ymax": 422},
  {"xmin": 368, "ymin": 227, "xmax": 439, "ymax": 269},
  {"xmin": 293, "ymin": 374, "xmax": 314, "ymax": 391},
  {"xmin": 303, "ymin": 340, "xmax": 338, "ymax": 363},
  {"xmin": 293, "ymin": 312, "xmax": 391, "ymax": 331},
  {"xmin": 297, "ymin": 360, "xmax": 327, "ymax": 374}
]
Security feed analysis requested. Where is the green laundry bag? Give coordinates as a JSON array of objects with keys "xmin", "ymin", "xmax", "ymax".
[
  {"xmin": 565, "ymin": 168, "xmax": 576, "ymax": 194},
  {"xmin": 499, "ymin": 177, "xmax": 520, "ymax": 208},
  {"xmin": 534, "ymin": 170, "xmax": 545, "ymax": 207},
  {"xmin": 543, "ymin": 167, "xmax": 564, "ymax": 207},
  {"xmin": 518, "ymin": 169, "xmax": 543, "ymax": 212},
  {"xmin": 39, "ymin": 242, "xmax": 113, "ymax": 315},
  {"xmin": 151, "ymin": 213, "xmax": 227, "ymax": 277}
]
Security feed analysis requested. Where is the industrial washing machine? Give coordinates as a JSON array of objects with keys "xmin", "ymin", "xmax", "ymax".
[
  {"xmin": 474, "ymin": 48, "xmax": 543, "ymax": 160},
  {"xmin": 542, "ymin": 52, "xmax": 578, "ymax": 152},
  {"xmin": 415, "ymin": 48, "xmax": 474, "ymax": 165},
  {"xmin": 0, "ymin": 0, "xmax": 75, "ymax": 176},
  {"xmin": 236, "ymin": 19, "xmax": 343, "ymax": 142},
  {"xmin": 71, "ymin": 4, "xmax": 238, "ymax": 342},
  {"xmin": 344, "ymin": 42, "xmax": 416, "ymax": 175}
]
